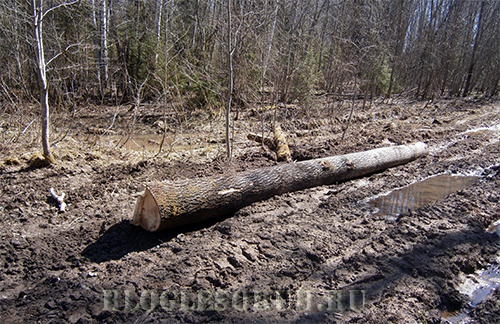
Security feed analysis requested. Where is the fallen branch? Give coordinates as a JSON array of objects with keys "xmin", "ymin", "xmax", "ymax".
[
  {"xmin": 132, "ymin": 142, "xmax": 428, "ymax": 231},
  {"xmin": 247, "ymin": 133, "xmax": 276, "ymax": 150},
  {"xmin": 50, "ymin": 188, "xmax": 67, "ymax": 212},
  {"xmin": 247, "ymin": 123, "xmax": 291, "ymax": 162},
  {"xmin": 273, "ymin": 124, "xmax": 292, "ymax": 162}
]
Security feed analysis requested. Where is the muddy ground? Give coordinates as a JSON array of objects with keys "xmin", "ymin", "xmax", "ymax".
[{"xmin": 1, "ymin": 97, "xmax": 500, "ymax": 323}]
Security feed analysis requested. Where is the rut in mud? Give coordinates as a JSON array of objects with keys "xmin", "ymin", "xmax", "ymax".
[{"xmin": 1, "ymin": 98, "xmax": 500, "ymax": 323}]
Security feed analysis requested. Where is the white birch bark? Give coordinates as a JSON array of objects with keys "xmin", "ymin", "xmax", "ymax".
[
  {"xmin": 100, "ymin": 0, "xmax": 109, "ymax": 88},
  {"xmin": 226, "ymin": 0, "xmax": 233, "ymax": 159},
  {"xmin": 33, "ymin": 0, "xmax": 54, "ymax": 164}
]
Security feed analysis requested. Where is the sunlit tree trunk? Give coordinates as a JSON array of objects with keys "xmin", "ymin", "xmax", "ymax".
[
  {"xmin": 463, "ymin": 1, "xmax": 485, "ymax": 97},
  {"xmin": 132, "ymin": 143, "xmax": 428, "ymax": 231},
  {"xmin": 91, "ymin": 0, "xmax": 100, "ymax": 86},
  {"xmin": 226, "ymin": 0, "xmax": 233, "ymax": 160},
  {"xmin": 33, "ymin": 0, "xmax": 54, "ymax": 164},
  {"xmin": 100, "ymin": 0, "xmax": 109, "ymax": 90},
  {"xmin": 154, "ymin": 0, "xmax": 163, "ymax": 65}
]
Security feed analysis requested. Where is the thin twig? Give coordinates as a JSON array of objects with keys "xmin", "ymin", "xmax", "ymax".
[
  {"xmin": 52, "ymin": 126, "xmax": 71, "ymax": 146},
  {"xmin": 42, "ymin": 0, "xmax": 80, "ymax": 20},
  {"xmin": 11, "ymin": 118, "xmax": 36, "ymax": 144},
  {"xmin": 101, "ymin": 105, "xmax": 120, "ymax": 137},
  {"xmin": 155, "ymin": 108, "xmax": 168, "ymax": 157}
]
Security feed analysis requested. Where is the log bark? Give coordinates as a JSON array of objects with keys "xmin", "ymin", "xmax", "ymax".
[
  {"xmin": 247, "ymin": 124, "xmax": 292, "ymax": 162},
  {"xmin": 132, "ymin": 142, "xmax": 428, "ymax": 231},
  {"xmin": 273, "ymin": 124, "xmax": 292, "ymax": 162},
  {"xmin": 247, "ymin": 133, "xmax": 276, "ymax": 150}
]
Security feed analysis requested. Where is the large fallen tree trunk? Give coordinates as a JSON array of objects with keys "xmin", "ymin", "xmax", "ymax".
[{"xmin": 132, "ymin": 142, "xmax": 428, "ymax": 231}]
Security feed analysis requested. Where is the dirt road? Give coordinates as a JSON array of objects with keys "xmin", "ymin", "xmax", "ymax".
[{"xmin": 1, "ymin": 98, "xmax": 500, "ymax": 323}]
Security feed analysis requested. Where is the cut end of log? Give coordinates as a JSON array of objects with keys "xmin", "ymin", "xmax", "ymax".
[{"xmin": 131, "ymin": 187, "xmax": 161, "ymax": 232}]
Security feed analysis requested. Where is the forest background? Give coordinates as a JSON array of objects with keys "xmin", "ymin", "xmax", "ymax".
[{"xmin": 1, "ymin": 0, "xmax": 500, "ymax": 160}]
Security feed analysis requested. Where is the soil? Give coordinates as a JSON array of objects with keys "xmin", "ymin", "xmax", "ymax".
[{"xmin": 1, "ymin": 97, "xmax": 500, "ymax": 323}]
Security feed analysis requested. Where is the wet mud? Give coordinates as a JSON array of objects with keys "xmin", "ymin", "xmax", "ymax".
[{"xmin": 1, "ymin": 98, "xmax": 500, "ymax": 323}]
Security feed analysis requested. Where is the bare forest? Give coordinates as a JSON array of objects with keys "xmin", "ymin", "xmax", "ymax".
[
  {"xmin": 2, "ymin": 0, "xmax": 500, "ymax": 105},
  {"xmin": 1, "ymin": 0, "xmax": 500, "ymax": 323}
]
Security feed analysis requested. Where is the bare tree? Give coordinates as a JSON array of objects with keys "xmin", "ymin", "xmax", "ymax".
[
  {"xmin": 32, "ymin": 0, "xmax": 54, "ymax": 164},
  {"xmin": 463, "ymin": 0, "xmax": 485, "ymax": 97},
  {"xmin": 99, "ymin": 0, "xmax": 109, "ymax": 92},
  {"xmin": 32, "ymin": 0, "xmax": 78, "ymax": 165},
  {"xmin": 226, "ymin": 0, "xmax": 233, "ymax": 160}
]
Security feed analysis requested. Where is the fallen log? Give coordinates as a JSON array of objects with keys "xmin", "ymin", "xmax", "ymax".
[
  {"xmin": 247, "ymin": 124, "xmax": 292, "ymax": 162},
  {"xmin": 132, "ymin": 142, "xmax": 428, "ymax": 231},
  {"xmin": 247, "ymin": 133, "xmax": 276, "ymax": 150},
  {"xmin": 273, "ymin": 124, "xmax": 292, "ymax": 162}
]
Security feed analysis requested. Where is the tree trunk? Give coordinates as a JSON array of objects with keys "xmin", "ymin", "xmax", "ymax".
[
  {"xmin": 132, "ymin": 142, "xmax": 428, "ymax": 232},
  {"xmin": 463, "ymin": 1, "xmax": 485, "ymax": 97},
  {"xmin": 226, "ymin": 0, "xmax": 233, "ymax": 159},
  {"xmin": 33, "ymin": 0, "xmax": 55, "ymax": 165},
  {"xmin": 100, "ymin": 0, "xmax": 109, "ymax": 90},
  {"xmin": 91, "ymin": 0, "xmax": 102, "ymax": 89}
]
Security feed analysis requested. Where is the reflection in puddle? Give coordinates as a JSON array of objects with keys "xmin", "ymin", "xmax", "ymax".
[
  {"xmin": 368, "ymin": 174, "xmax": 479, "ymax": 219},
  {"xmin": 486, "ymin": 220, "xmax": 500, "ymax": 236},
  {"xmin": 458, "ymin": 265, "xmax": 500, "ymax": 307},
  {"xmin": 444, "ymin": 264, "xmax": 500, "ymax": 323},
  {"xmin": 105, "ymin": 134, "xmax": 193, "ymax": 151},
  {"xmin": 82, "ymin": 133, "xmax": 201, "ymax": 152},
  {"xmin": 442, "ymin": 311, "xmax": 470, "ymax": 324}
]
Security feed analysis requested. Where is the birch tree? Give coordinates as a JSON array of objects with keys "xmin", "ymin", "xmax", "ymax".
[
  {"xmin": 92, "ymin": 0, "xmax": 109, "ymax": 94},
  {"xmin": 32, "ymin": 0, "xmax": 78, "ymax": 165},
  {"xmin": 226, "ymin": 0, "xmax": 233, "ymax": 160}
]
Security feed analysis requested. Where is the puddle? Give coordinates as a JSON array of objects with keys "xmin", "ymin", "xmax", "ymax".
[
  {"xmin": 431, "ymin": 123, "xmax": 500, "ymax": 154},
  {"xmin": 368, "ymin": 174, "xmax": 479, "ymax": 219},
  {"xmin": 80, "ymin": 133, "xmax": 209, "ymax": 152},
  {"xmin": 457, "ymin": 264, "xmax": 500, "ymax": 307},
  {"xmin": 441, "ymin": 311, "xmax": 470, "ymax": 324},
  {"xmin": 459, "ymin": 124, "xmax": 500, "ymax": 137},
  {"xmin": 486, "ymin": 220, "xmax": 500, "ymax": 236},
  {"xmin": 103, "ymin": 134, "xmax": 193, "ymax": 151},
  {"xmin": 443, "ymin": 264, "xmax": 500, "ymax": 323}
]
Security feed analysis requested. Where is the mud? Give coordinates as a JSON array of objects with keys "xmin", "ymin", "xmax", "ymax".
[{"xmin": 1, "ymin": 97, "xmax": 500, "ymax": 323}]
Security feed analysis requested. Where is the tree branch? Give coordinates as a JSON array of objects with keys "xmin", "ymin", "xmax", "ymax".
[
  {"xmin": 46, "ymin": 41, "xmax": 82, "ymax": 67},
  {"xmin": 42, "ymin": 0, "xmax": 79, "ymax": 20}
]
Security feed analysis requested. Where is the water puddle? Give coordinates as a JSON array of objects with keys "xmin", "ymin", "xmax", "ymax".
[
  {"xmin": 367, "ymin": 174, "xmax": 479, "ymax": 219},
  {"xmin": 80, "ymin": 133, "xmax": 209, "ymax": 152},
  {"xmin": 441, "ymin": 311, "xmax": 470, "ymax": 323},
  {"xmin": 457, "ymin": 265, "xmax": 500, "ymax": 307},
  {"xmin": 431, "ymin": 123, "xmax": 500, "ymax": 154},
  {"xmin": 443, "ymin": 264, "xmax": 500, "ymax": 323},
  {"xmin": 365, "ymin": 168, "xmax": 498, "ymax": 323},
  {"xmin": 103, "ymin": 134, "xmax": 193, "ymax": 152},
  {"xmin": 459, "ymin": 124, "xmax": 500, "ymax": 137}
]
